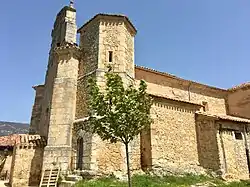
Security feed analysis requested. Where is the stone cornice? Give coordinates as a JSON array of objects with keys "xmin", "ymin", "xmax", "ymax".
[
  {"xmin": 32, "ymin": 84, "xmax": 45, "ymax": 90},
  {"xmin": 150, "ymin": 94, "xmax": 204, "ymax": 107},
  {"xmin": 78, "ymin": 13, "xmax": 137, "ymax": 36},
  {"xmin": 78, "ymin": 68, "xmax": 135, "ymax": 82},
  {"xmin": 53, "ymin": 43, "xmax": 81, "ymax": 60}
]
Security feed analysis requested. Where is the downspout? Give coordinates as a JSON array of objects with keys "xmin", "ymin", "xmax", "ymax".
[
  {"xmin": 243, "ymin": 124, "xmax": 250, "ymax": 177},
  {"xmin": 188, "ymin": 82, "xmax": 192, "ymax": 101},
  {"xmin": 219, "ymin": 123, "xmax": 227, "ymax": 174}
]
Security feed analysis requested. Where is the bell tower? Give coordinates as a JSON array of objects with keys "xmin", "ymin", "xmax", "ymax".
[
  {"xmin": 78, "ymin": 14, "xmax": 137, "ymax": 86},
  {"xmin": 76, "ymin": 14, "xmax": 137, "ymax": 172},
  {"xmin": 41, "ymin": 2, "xmax": 80, "ymax": 171}
]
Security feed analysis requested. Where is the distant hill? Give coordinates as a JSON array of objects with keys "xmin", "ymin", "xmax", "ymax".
[{"xmin": 0, "ymin": 121, "xmax": 29, "ymax": 136}]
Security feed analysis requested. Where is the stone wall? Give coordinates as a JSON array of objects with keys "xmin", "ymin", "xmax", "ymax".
[
  {"xmin": 94, "ymin": 16, "xmax": 138, "ymax": 174},
  {"xmin": 43, "ymin": 47, "xmax": 80, "ymax": 171},
  {"xmin": 79, "ymin": 20, "xmax": 99, "ymax": 76},
  {"xmin": 10, "ymin": 146, "xmax": 44, "ymax": 187},
  {"xmin": 42, "ymin": 4, "xmax": 80, "ymax": 171},
  {"xmin": 71, "ymin": 127, "xmax": 93, "ymax": 170},
  {"xmin": 98, "ymin": 17, "xmax": 135, "ymax": 79},
  {"xmin": 39, "ymin": 6, "xmax": 77, "ymax": 139},
  {"xmin": 217, "ymin": 122, "xmax": 249, "ymax": 179},
  {"xmin": 140, "ymin": 128, "xmax": 152, "ymax": 171},
  {"xmin": 39, "ymin": 55, "xmax": 58, "ymax": 138},
  {"xmin": 135, "ymin": 67, "xmax": 227, "ymax": 115},
  {"xmin": 29, "ymin": 85, "xmax": 44, "ymax": 135},
  {"xmin": 150, "ymin": 97, "xmax": 205, "ymax": 174},
  {"xmin": 227, "ymin": 88, "xmax": 250, "ymax": 119},
  {"xmin": 51, "ymin": 6, "xmax": 77, "ymax": 49},
  {"xmin": 95, "ymin": 139, "xmax": 126, "ymax": 174},
  {"xmin": 196, "ymin": 119, "xmax": 220, "ymax": 171},
  {"xmin": 0, "ymin": 149, "xmax": 12, "ymax": 180},
  {"xmin": 75, "ymin": 15, "xmax": 137, "ymax": 174},
  {"xmin": 76, "ymin": 17, "xmax": 100, "ymax": 119}
]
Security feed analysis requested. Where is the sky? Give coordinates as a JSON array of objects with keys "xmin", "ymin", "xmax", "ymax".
[{"xmin": 0, "ymin": 0, "xmax": 249, "ymax": 123}]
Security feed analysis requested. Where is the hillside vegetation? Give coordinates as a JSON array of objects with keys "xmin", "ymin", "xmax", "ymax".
[{"xmin": 0, "ymin": 121, "xmax": 29, "ymax": 136}]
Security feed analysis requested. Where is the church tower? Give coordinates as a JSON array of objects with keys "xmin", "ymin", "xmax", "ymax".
[
  {"xmin": 78, "ymin": 14, "xmax": 136, "ymax": 85},
  {"xmin": 41, "ymin": 2, "xmax": 80, "ymax": 171},
  {"xmin": 75, "ymin": 14, "xmax": 137, "ymax": 172}
]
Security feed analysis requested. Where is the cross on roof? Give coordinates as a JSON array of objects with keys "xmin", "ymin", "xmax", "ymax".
[{"xmin": 69, "ymin": 0, "xmax": 74, "ymax": 8}]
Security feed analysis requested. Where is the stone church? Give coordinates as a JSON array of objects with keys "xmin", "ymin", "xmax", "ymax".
[{"xmin": 3, "ymin": 1, "xmax": 250, "ymax": 186}]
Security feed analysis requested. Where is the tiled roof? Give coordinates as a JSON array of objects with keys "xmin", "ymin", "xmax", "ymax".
[
  {"xmin": 196, "ymin": 111, "xmax": 250, "ymax": 123},
  {"xmin": 135, "ymin": 66, "xmax": 227, "ymax": 92},
  {"xmin": 228, "ymin": 82, "xmax": 250, "ymax": 92},
  {"xmin": 77, "ymin": 13, "xmax": 137, "ymax": 34},
  {"xmin": 0, "ymin": 134, "xmax": 20, "ymax": 147},
  {"xmin": 0, "ymin": 134, "xmax": 47, "ymax": 147}
]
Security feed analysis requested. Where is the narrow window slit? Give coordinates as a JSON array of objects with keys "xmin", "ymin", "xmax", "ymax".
[
  {"xmin": 109, "ymin": 51, "xmax": 113, "ymax": 62},
  {"xmin": 235, "ymin": 132, "xmax": 243, "ymax": 140}
]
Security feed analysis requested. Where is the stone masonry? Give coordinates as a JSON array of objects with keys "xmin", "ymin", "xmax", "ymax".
[
  {"xmin": 9, "ymin": 135, "xmax": 46, "ymax": 187},
  {"xmin": 27, "ymin": 2, "xmax": 250, "ymax": 183},
  {"xmin": 227, "ymin": 83, "xmax": 250, "ymax": 119}
]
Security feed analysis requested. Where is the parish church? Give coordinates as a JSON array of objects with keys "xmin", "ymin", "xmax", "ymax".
[{"xmin": 1, "ymin": 1, "xmax": 250, "ymax": 186}]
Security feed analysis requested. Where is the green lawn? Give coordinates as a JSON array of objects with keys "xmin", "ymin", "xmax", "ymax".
[{"xmin": 74, "ymin": 174, "xmax": 250, "ymax": 187}]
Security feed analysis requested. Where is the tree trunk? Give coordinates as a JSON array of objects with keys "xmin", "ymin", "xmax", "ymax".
[{"xmin": 125, "ymin": 142, "xmax": 132, "ymax": 187}]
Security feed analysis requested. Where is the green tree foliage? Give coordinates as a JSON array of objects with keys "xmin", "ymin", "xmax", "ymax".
[{"xmin": 85, "ymin": 70, "xmax": 153, "ymax": 187}]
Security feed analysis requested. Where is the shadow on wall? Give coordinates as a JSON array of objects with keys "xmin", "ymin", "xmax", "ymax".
[
  {"xmin": 0, "ymin": 149, "xmax": 13, "ymax": 181},
  {"xmin": 71, "ymin": 127, "xmax": 93, "ymax": 171},
  {"xmin": 28, "ymin": 148, "xmax": 44, "ymax": 186},
  {"xmin": 195, "ymin": 118, "xmax": 221, "ymax": 173}
]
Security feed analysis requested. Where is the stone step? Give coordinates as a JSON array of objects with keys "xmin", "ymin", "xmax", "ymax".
[
  {"xmin": 72, "ymin": 169, "xmax": 99, "ymax": 178},
  {"xmin": 65, "ymin": 174, "xmax": 82, "ymax": 182},
  {"xmin": 58, "ymin": 180, "xmax": 75, "ymax": 187}
]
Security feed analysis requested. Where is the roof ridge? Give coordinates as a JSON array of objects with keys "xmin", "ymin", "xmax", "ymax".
[
  {"xmin": 228, "ymin": 82, "xmax": 250, "ymax": 91},
  {"xmin": 77, "ymin": 13, "xmax": 137, "ymax": 34}
]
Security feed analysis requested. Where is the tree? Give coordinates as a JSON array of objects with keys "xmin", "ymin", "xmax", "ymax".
[{"xmin": 84, "ymin": 70, "xmax": 153, "ymax": 187}]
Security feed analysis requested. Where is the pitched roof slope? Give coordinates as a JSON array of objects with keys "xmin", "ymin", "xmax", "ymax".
[
  {"xmin": 196, "ymin": 111, "xmax": 250, "ymax": 123},
  {"xmin": 77, "ymin": 13, "xmax": 137, "ymax": 35},
  {"xmin": 135, "ymin": 65, "xmax": 227, "ymax": 92},
  {"xmin": 228, "ymin": 82, "xmax": 250, "ymax": 92}
]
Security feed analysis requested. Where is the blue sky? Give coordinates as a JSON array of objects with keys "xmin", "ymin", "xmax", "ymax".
[{"xmin": 1, "ymin": 0, "xmax": 249, "ymax": 123}]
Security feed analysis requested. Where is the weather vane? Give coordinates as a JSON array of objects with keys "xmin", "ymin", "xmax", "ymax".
[{"xmin": 69, "ymin": 0, "xmax": 74, "ymax": 8}]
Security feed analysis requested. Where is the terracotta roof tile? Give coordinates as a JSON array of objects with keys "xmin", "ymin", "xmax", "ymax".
[
  {"xmin": 77, "ymin": 13, "xmax": 137, "ymax": 34},
  {"xmin": 0, "ymin": 134, "xmax": 20, "ymax": 147},
  {"xmin": 0, "ymin": 134, "xmax": 46, "ymax": 147},
  {"xmin": 196, "ymin": 111, "xmax": 250, "ymax": 123},
  {"xmin": 228, "ymin": 82, "xmax": 250, "ymax": 92},
  {"xmin": 150, "ymin": 94, "xmax": 203, "ymax": 106}
]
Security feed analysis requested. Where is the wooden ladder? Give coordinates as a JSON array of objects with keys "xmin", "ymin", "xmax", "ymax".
[{"xmin": 39, "ymin": 167, "xmax": 60, "ymax": 187}]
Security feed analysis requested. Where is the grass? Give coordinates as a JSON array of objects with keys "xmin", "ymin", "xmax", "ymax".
[{"xmin": 74, "ymin": 174, "xmax": 250, "ymax": 187}]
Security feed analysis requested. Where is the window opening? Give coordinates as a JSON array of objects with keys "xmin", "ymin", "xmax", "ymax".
[
  {"xmin": 108, "ymin": 51, "xmax": 113, "ymax": 62},
  {"xmin": 235, "ymin": 132, "xmax": 243, "ymax": 140},
  {"xmin": 202, "ymin": 101, "xmax": 209, "ymax": 112}
]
